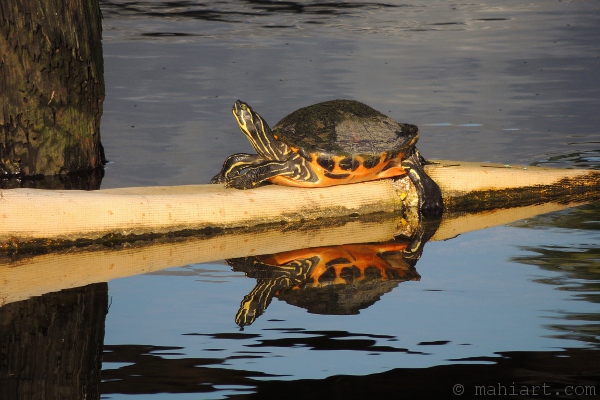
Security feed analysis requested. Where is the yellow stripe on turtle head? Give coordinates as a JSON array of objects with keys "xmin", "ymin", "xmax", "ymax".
[
  {"xmin": 232, "ymin": 100, "xmax": 254, "ymax": 135},
  {"xmin": 232, "ymin": 100, "xmax": 285, "ymax": 160}
]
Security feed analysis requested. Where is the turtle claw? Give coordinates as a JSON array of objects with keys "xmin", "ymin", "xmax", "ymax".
[
  {"xmin": 211, "ymin": 153, "xmax": 265, "ymax": 185},
  {"xmin": 225, "ymin": 174, "xmax": 257, "ymax": 190},
  {"xmin": 210, "ymin": 174, "xmax": 225, "ymax": 184}
]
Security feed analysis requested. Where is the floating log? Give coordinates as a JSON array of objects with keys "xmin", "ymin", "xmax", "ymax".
[
  {"xmin": 427, "ymin": 161, "xmax": 599, "ymax": 211},
  {"xmin": 0, "ymin": 200, "xmax": 591, "ymax": 307},
  {"xmin": 0, "ymin": 160, "xmax": 598, "ymax": 249}
]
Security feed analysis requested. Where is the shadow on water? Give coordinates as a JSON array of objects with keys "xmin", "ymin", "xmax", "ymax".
[
  {"xmin": 99, "ymin": 344, "xmax": 599, "ymax": 399},
  {"xmin": 2, "ymin": 281, "xmax": 598, "ymax": 399}
]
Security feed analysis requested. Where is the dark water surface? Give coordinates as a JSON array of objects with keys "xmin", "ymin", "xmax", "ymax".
[{"xmin": 100, "ymin": 0, "xmax": 600, "ymax": 398}]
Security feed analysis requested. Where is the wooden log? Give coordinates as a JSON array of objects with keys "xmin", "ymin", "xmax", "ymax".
[{"xmin": 0, "ymin": 160, "xmax": 598, "ymax": 249}]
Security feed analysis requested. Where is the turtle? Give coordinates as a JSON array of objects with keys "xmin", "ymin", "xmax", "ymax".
[
  {"xmin": 229, "ymin": 239, "xmax": 420, "ymax": 328},
  {"xmin": 211, "ymin": 100, "xmax": 443, "ymax": 215}
]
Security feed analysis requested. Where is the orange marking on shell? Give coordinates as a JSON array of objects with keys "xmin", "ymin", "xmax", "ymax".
[{"xmin": 269, "ymin": 152, "xmax": 406, "ymax": 187}]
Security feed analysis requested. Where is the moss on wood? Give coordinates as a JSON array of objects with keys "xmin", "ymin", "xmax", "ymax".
[{"xmin": 0, "ymin": 0, "xmax": 105, "ymax": 177}]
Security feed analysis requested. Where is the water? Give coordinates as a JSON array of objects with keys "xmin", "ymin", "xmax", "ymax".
[
  {"xmin": 96, "ymin": 1, "xmax": 600, "ymax": 397},
  {"xmin": 3, "ymin": 1, "xmax": 600, "ymax": 399},
  {"xmin": 99, "ymin": 0, "xmax": 600, "ymax": 189},
  {"xmin": 97, "ymin": 205, "xmax": 600, "ymax": 399}
]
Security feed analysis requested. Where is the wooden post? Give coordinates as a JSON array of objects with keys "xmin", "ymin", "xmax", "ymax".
[{"xmin": 0, "ymin": 0, "xmax": 106, "ymax": 180}]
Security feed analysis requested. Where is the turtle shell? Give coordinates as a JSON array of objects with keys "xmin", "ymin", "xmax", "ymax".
[{"xmin": 272, "ymin": 100, "xmax": 419, "ymax": 159}]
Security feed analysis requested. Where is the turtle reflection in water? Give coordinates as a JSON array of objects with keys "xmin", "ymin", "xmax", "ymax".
[
  {"xmin": 229, "ymin": 239, "xmax": 420, "ymax": 329},
  {"xmin": 212, "ymin": 100, "xmax": 443, "ymax": 216}
]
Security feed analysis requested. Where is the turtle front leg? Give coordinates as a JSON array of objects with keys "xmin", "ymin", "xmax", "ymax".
[
  {"xmin": 210, "ymin": 153, "xmax": 265, "ymax": 184},
  {"xmin": 226, "ymin": 159, "xmax": 294, "ymax": 189},
  {"xmin": 401, "ymin": 148, "xmax": 443, "ymax": 217}
]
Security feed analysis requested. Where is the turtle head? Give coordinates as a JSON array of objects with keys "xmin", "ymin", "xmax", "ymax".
[
  {"xmin": 232, "ymin": 100, "xmax": 262, "ymax": 134},
  {"xmin": 232, "ymin": 100, "xmax": 286, "ymax": 159}
]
